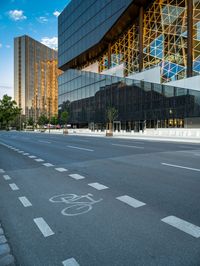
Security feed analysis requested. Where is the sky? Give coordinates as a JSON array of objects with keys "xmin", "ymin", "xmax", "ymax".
[{"xmin": 0, "ymin": 0, "xmax": 71, "ymax": 99}]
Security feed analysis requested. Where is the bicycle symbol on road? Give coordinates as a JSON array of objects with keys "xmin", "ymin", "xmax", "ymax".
[{"xmin": 49, "ymin": 193, "xmax": 103, "ymax": 216}]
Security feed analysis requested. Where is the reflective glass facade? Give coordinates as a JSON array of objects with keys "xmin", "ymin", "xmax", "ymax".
[{"xmin": 14, "ymin": 35, "xmax": 59, "ymax": 119}]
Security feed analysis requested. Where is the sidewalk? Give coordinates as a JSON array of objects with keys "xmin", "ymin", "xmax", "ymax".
[{"xmin": 35, "ymin": 128, "xmax": 200, "ymax": 144}]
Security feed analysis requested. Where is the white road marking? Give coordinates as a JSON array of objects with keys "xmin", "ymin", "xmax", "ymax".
[
  {"xmin": 161, "ymin": 216, "xmax": 200, "ymax": 238},
  {"xmin": 195, "ymin": 153, "xmax": 200, "ymax": 156},
  {"xmin": 29, "ymin": 155, "xmax": 37, "ymax": 158},
  {"xmin": 38, "ymin": 140, "xmax": 51, "ymax": 144},
  {"xmin": 17, "ymin": 151, "xmax": 24, "ymax": 153},
  {"xmin": 35, "ymin": 159, "xmax": 44, "ymax": 162},
  {"xmin": 18, "ymin": 196, "xmax": 32, "ymax": 207},
  {"xmin": 112, "ymin": 143, "xmax": 144, "ymax": 149},
  {"xmin": 3, "ymin": 175, "xmax": 11, "ymax": 180},
  {"xmin": 33, "ymin": 217, "xmax": 54, "ymax": 237},
  {"xmin": 67, "ymin": 145, "xmax": 94, "ymax": 152},
  {"xmin": 62, "ymin": 258, "xmax": 80, "ymax": 266},
  {"xmin": 88, "ymin": 182, "xmax": 109, "ymax": 190},
  {"xmin": 43, "ymin": 163, "xmax": 54, "ymax": 167},
  {"xmin": 116, "ymin": 195, "xmax": 146, "ymax": 208},
  {"xmin": 69, "ymin": 174, "xmax": 85, "ymax": 180},
  {"xmin": 55, "ymin": 168, "xmax": 68, "ymax": 172},
  {"xmin": 9, "ymin": 183, "xmax": 19, "ymax": 191},
  {"xmin": 161, "ymin": 163, "xmax": 200, "ymax": 172},
  {"xmin": 23, "ymin": 153, "xmax": 29, "ymax": 155},
  {"xmin": 0, "ymin": 169, "xmax": 5, "ymax": 173}
]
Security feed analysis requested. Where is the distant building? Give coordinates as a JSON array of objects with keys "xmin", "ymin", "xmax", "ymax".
[
  {"xmin": 14, "ymin": 35, "xmax": 60, "ymax": 121},
  {"xmin": 58, "ymin": 0, "xmax": 200, "ymax": 129}
]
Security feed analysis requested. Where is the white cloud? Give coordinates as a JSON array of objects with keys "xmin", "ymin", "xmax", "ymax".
[
  {"xmin": 8, "ymin": 10, "xmax": 27, "ymax": 21},
  {"xmin": 53, "ymin": 11, "xmax": 60, "ymax": 17},
  {"xmin": 37, "ymin": 16, "xmax": 48, "ymax": 23},
  {"xmin": 6, "ymin": 45, "xmax": 11, "ymax": 49},
  {"xmin": 0, "ymin": 43, "xmax": 2, "ymax": 48},
  {"xmin": 41, "ymin": 37, "xmax": 58, "ymax": 50}
]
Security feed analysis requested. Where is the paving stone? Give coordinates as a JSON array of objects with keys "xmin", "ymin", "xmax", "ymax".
[
  {"xmin": 0, "ymin": 228, "xmax": 4, "ymax": 235},
  {"xmin": 0, "ymin": 243, "xmax": 10, "ymax": 257},
  {"xmin": 0, "ymin": 254, "xmax": 15, "ymax": 266},
  {"xmin": 0, "ymin": 235, "xmax": 7, "ymax": 244}
]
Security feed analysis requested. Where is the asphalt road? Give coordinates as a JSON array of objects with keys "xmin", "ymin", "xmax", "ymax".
[{"xmin": 0, "ymin": 131, "xmax": 200, "ymax": 266}]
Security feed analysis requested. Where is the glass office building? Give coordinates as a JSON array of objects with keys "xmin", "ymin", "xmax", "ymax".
[
  {"xmin": 14, "ymin": 35, "xmax": 59, "ymax": 120},
  {"xmin": 58, "ymin": 0, "xmax": 200, "ymax": 129}
]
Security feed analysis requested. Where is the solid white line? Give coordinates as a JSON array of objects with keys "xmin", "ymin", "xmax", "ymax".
[
  {"xmin": 88, "ymin": 182, "xmax": 109, "ymax": 190},
  {"xmin": 55, "ymin": 168, "xmax": 68, "ymax": 172},
  {"xmin": 3, "ymin": 175, "xmax": 11, "ymax": 180},
  {"xmin": 161, "ymin": 216, "xmax": 200, "ymax": 238},
  {"xmin": 161, "ymin": 163, "xmax": 200, "ymax": 172},
  {"xmin": 33, "ymin": 217, "xmax": 54, "ymax": 237},
  {"xmin": 35, "ymin": 159, "xmax": 44, "ymax": 162},
  {"xmin": 43, "ymin": 163, "xmax": 54, "ymax": 167},
  {"xmin": 116, "ymin": 195, "xmax": 146, "ymax": 208},
  {"xmin": 29, "ymin": 155, "xmax": 37, "ymax": 158},
  {"xmin": 9, "ymin": 183, "xmax": 19, "ymax": 191},
  {"xmin": 69, "ymin": 174, "xmax": 85, "ymax": 180},
  {"xmin": 0, "ymin": 169, "xmax": 5, "ymax": 173},
  {"xmin": 67, "ymin": 145, "xmax": 94, "ymax": 152},
  {"xmin": 62, "ymin": 258, "xmax": 80, "ymax": 266},
  {"xmin": 18, "ymin": 196, "xmax": 32, "ymax": 207},
  {"xmin": 112, "ymin": 144, "xmax": 144, "ymax": 149}
]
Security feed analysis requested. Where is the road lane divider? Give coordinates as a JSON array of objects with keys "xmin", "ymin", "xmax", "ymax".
[
  {"xmin": 55, "ymin": 168, "xmax": 68, "ymax": 172},
  {"xmin": 62, "ymin": 258, "xmax": 80, "ymax": 266},
  {"xmin": 33, "ymin": 217, "xmax": 54, "ymax": 237},
  {"xmin": 161, "ymin": 216, "xmax": 200, "ymax": 238},
  {"xmin": 3, "ymin": 175, "xmax": 11, "ymax": 180},
  {"xmin": 111, "ymin": 143, "xmax": 144, "ymax": 149},
  {"xmin": 69, "ymin": 174, "xmax": 85, "ymax": 180},
  {"xmin": 28, "ymin": 155, "xmax": 37, "ymax": 159},
  {"xmin": 43, "ymin": 163, "xmax": 54, "ymax": 167},
  {"xmin": 35, "ymin": 159, "xmax": 44, "ymax": 162},
  {"xmin": 116, "ymin": 195, "xmax": 146, "ymax": 208},
  {"xmin": 9, "ymin": 183, "xmax": 19, "ymax": 191},
  {"xmin": 161, "ymin": 163, "xmax": 200, "ymax": 172},
  {"xmin": 18, "ymin": 196, "xmax": 32, "ymax": 207},
  {"xmin": 88, "ymin": 182, "xmax": 109, "ymax": 190},
  {"xmin": 0, "ymin": 169, "xmax": 5, "ymax": 173},
  {"xmin": 67, "ymin": 145, "xmax": 94, "ymax": 152}
]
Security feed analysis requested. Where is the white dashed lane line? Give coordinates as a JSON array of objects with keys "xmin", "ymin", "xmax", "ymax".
[
  {"xmin": 161, "ymin": 163, "xmax": 200, "ymax": 172},
  {"xmin": 69, "ymin": 174, "xmax": 85, "ymax": 180},
  {"xmin": 38, "ymin": 140, "xmax": 51, "ymax": 144},
  {"xmin": 161, "ymin": 216, "xmax": 200, "ymax": 238},
  {"xmin": 88, "ymin": 182, "xmax": 109, "ymax": 190},
  {"xmin": 29, "ymin": 155, "xmax": 37, "ymax": 159},
  {"xmin": 55, "ymin": 168, "xmax": 68, "ymax": 172},
  {"xmin": 18, "ymin": 196, "xmax": 32, "ymax": 207},
  {"xmin": 23, "ymin": 153, "xmax": 29, "ymax": 155},
  {"xmin": 62, "ymin": 258, "xmax": 80, "ymax": 266},
  {"xmin": 9, "ymin": 183, "xmax": 19, "ymax": 191},
  {"xmin": 33, "ymin": 217, "xmax": 54, "ymax": 237},
  {"xmin": 43, "ymin": 163, "xmax": 54, "ymax": 167},
  {"xmin": 35, "ymin": 159, "xmax": 44, "ymax": 162},
  {"xmin": 116, "ymin": 195, "xmax": 146, "ymax": 208},
  {"xmin": 67, "ymin": 145, "xmax": 94, "ymax": 152},
  {"xmin": 112, "ymin": 143, "xmax": 144, "ymax": 149},
  {"xmin": 3, "ymin": 175, "xmax": 11, "ymax": 180},
  {"xmin": 0, "ymin": 169, "xmax": 5, "ymax": 173}
]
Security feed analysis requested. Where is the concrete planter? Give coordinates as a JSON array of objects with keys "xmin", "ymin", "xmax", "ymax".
[{"xmin": 106, "ymin": 132, "xmax": 113, "ymax": 137}]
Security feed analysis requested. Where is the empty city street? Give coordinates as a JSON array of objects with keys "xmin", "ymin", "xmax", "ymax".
[{"xmin": 0, "ymin": 131, "xmax": 200, "ymax": 266}]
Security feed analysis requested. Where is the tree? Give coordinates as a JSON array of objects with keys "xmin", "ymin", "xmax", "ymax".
[
  {"xmin": 106, "ymin": 106, "xmax": 118, "ymax": 136},
  {"xmin": 50, "ymin": 116, "xmax": 58, "ymax": 126},
  {"xmin": 37, "ymin": 114, "xmax": 48, "ymax": 127},
  {"xmin": 27, "ymin": 117, "xmax": 34, "ymax": 126},
  {"xmin": 0, "ymin": 95, "xmax": 21, "ymax": 130},
  {"xmin": 61, "ymin": 111, "xmax": 69, "ymax": 134}
]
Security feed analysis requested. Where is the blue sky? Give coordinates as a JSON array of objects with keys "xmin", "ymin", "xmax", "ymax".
[{"xmin": 0, "ymin": 0, "xmax": 71, "ymax": 99}]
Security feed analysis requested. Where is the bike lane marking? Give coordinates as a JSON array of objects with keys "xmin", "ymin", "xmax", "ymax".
[
  {"xmin": 9, "ymin": 183, "xmax": 19, "ymax": 191},
  {"xmin": 88, "ymin": 182, "xmax": 109, "ymax": 190},
  {"xmin": 161, "ymin": 216, "xmax": 200, "ymax": 238},
  {"xmin": 116, "ymin": 195, "xmax": 146, "ymax": 208},
  {"xmin": 69, "ymin": 174, "xmax": 85, "ymax": 180},
  {"xmin": 3, "ymin": 175, "xmax": 11, "ymax": 180},
  {"xmin": 55, "ymin": 168, "xmax": 68, "ymax": 172},
  {"xmin": 62, "ymin": 257, "xmax": 80, "ymax": 266},
  {"xmin": 18, "ymin": 196, "xmax": 32, "ymax": 207},
  {"xmin": 33, "ymin": 217, "xmax": 54, "ymax": 237}
]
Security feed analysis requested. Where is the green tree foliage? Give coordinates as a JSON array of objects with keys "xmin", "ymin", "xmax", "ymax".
[
  {"xmin": 50, "ymin": 116, "xmax": 58, "ymax": 125},
  {"xmin": 0, "ymin": 95, "xmax": 21, "ymax": 130},
  {"xmin": 37, "ymin": 114, "xmax": 48, "ymax": 126},
  {"xmin": 61, "ymin": 111, "xmax": 69, "ymax": 126},
  {"xmin": 106, "ymin": 106, "xmax": 118, "ymax": 133},
  {"xmin": 27, "ymin": 117, "xmax": 34, "ymax": 126}
]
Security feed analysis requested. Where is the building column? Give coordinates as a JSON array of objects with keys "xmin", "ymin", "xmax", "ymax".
[
  {"xmin": 187, "ymin": 0, "xmax": 193, "ymax": 78},
  {"xmin": 108, "ymin": 43, "xmax": 111, "ymax": 69},
  {"xmin": 139, "ymin": 6, "xmax": 144, "ymax": 72}
]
